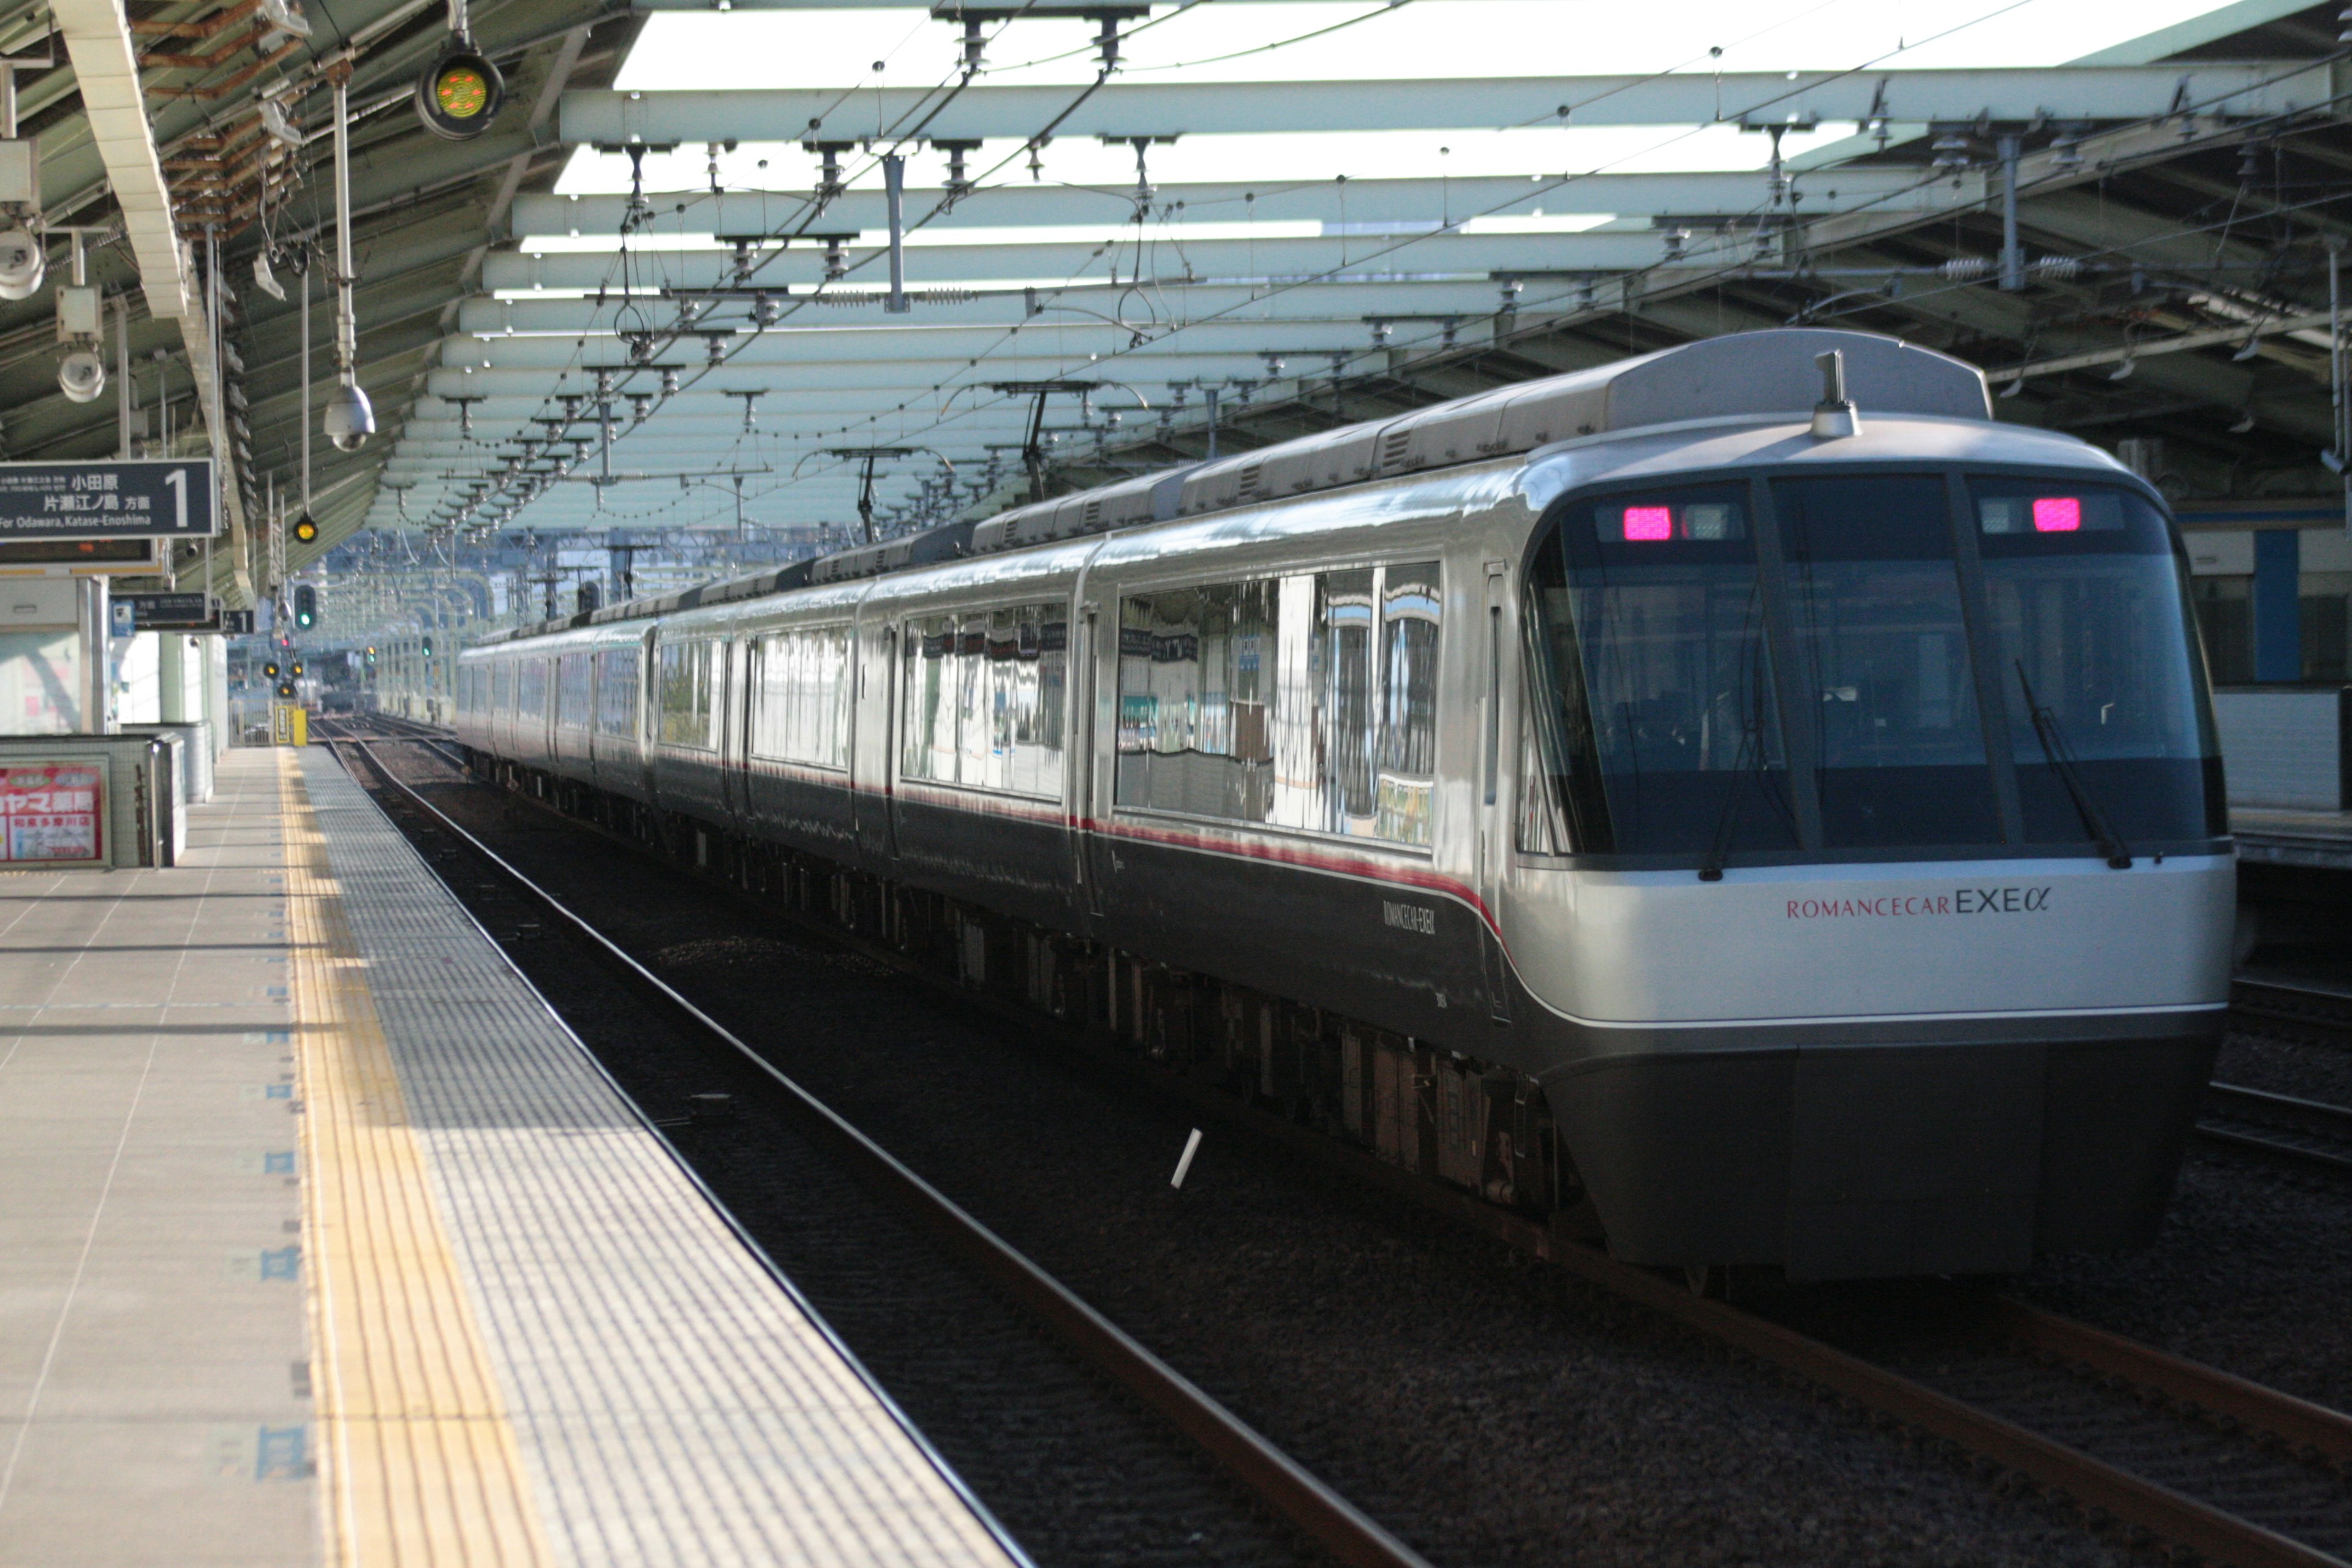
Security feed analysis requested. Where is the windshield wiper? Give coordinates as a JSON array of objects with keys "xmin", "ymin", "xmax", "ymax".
[
  {"xmin": 1698, "ymin": 619, "xmax": 1793, "ymax": 882},
  {"xmin": 2015, "ymin": 660, "xmax": 2133, "ymax": 870},
  {"xmin": 1697, "ymin": 720, "xmax": 1767, "ymax": 882}
]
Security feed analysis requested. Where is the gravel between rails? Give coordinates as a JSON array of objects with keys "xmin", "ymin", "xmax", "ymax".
[
  {"xmin": 358, "ymin": 738, "xmax": 2352, "ymax": 1567},
  {"xmin": 2216, "ymin": 1028, "xmax": 2352, "ymax": 1111}
]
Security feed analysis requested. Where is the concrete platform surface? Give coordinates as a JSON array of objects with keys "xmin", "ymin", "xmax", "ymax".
[
  {"xmin": 0, "ymin": 745, "xmax": 1024, "ymax": 1568},
  {"xmin": 2233, "ymin": 805, "xmax": 2352, "ymax": 869}
]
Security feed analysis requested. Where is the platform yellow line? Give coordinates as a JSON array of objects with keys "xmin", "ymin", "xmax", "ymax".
[{"xmin": 281, "ymin": 751, "xmax": 554, "ymax": 1568}]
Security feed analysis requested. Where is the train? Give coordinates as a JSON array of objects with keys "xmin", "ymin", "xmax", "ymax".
[{"xmin": 456, "ymin": 327, "xmax": 2234, "ymax": 1285}]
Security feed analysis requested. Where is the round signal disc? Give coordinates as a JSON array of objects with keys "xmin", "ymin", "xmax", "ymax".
[
  {"xmin": 435, "ymin": 64, "xmax": 488, "ymax": 119},
  {"xmin": 415, "ymin": 48, "xmax": 505, "ymax": 140}
]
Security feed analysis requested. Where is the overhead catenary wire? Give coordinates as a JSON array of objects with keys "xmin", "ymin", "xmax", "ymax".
[{"xmin": 431, "ymin": 16, "xmax": 2348, "ymax": 537}]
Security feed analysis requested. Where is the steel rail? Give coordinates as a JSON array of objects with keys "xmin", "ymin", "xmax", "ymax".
[
  {"xmin": 333, "ymin": 726, "xmax": 2352, "ymax": 1568},
  {"xmin": 320, "ymin": 728, "xmax": 1437, "ymax": 1568},
  {"xmin": 2199, "ymin": 1082, "xmax": 2352, "ymax": 1174},
  {"xmin": 1986, "ymin": 1298, "xmax": 2352, "ymax": 1472},
  {"xmin": 2233, "ymin": 978, "xmax": 2352, "ymax": 1046}
]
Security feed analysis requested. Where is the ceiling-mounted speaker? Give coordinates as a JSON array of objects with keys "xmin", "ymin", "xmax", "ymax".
[
  {"xmin": 417, "ymin": 46, "xmax": 504, "ymax": 140},
  {"xmin": 57, "ymin": 348, "xmax": 104, "ymax": 404},
  {"xmin": 0, "ymin": 225, "xmax": 43, "ymax": 301}
]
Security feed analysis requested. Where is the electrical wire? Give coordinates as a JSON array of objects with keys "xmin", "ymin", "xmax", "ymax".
[{"xmin": 407, "ymin": 20, "xmax": 2348, "ymax": 536}]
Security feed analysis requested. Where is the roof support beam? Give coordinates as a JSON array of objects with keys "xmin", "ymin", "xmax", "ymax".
[
  {"xmin": 561, "ymin": 64, "xmax": 2335, "ymax": 145},
  {"xmin": 51, "ymin": 0, "xmax": 243, "ymax": 580},
  {"xmin": 447, "ymin": 321, "xmax": 1502, "ymax": 366},
  {"xmin": 466, "ymin": 279, "xmax": 1566, "ymax": 331},
  {"xmin": 511, "ymin": 167, "xmax": 1959, "ymax": 239},
  {"xmin": 484, "ymin": 230, "xmax": 1711, "ymax": 290}
]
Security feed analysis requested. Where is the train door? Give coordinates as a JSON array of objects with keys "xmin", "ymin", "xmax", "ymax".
[
  {"xmin": 1074, "ymin": 595, "xmax": 1106, "ymax": 919},
  {"xmin": 1477, "ymin": 559, "xmax": 1515, "ymax": 1023},
  {"xmin": 850, "ymin": 601, "xmax": 897, "ymax": 865},
  {"xmin": 633, "ymin": 627, "xmax": 659, "ymax": 801},
  {"xmin": 722, "ymin": 635, "xmax": 749, "ymax": 829}
]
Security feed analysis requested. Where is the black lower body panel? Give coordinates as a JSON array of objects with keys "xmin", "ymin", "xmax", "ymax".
[{"xmin": 1546, "ymin": 1030, "xmax": 2220, "ymax": 1280}]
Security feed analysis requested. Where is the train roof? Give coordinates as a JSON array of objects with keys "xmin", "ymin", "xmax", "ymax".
[{"xmin": 474, "ymin": 327, "xmax": 1988, "ymax": 649}]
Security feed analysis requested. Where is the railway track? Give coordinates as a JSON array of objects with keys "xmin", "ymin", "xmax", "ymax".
[
  {"xmin": 321, "ymin": 723, "xmax": 1431, "ymax": 1568},
  {"xmin": 2202, "ymin": 1082, "xmax": 2352, "ymax": 1174},
  {"xmin": 329, "ymin": 718, "xmax": 2352, "ymax": 1568},
  {"xmin": 2234, "ymin": 976, "xmax": 2352, "ymax": 1047}
]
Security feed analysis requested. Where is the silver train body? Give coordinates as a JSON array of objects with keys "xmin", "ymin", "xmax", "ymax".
[{"xmin": 458, "ymin": 329, "xmax": 2234, "ymax": 1281}]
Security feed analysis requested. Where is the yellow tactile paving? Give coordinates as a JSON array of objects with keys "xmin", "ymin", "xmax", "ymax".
[{"xmin": 280, "ymin": 750, "xmax": 554, "ymax": 1568}]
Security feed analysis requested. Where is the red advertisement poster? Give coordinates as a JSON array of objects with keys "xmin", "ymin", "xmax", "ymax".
[{"xmin": 0, "ymin": 763, "xmax": 102, "ymax": 862}]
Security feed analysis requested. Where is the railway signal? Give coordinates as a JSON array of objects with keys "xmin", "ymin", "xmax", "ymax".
[{"xmin": 293, "ymin": 584, "xmax": 317, "ymax": 629}]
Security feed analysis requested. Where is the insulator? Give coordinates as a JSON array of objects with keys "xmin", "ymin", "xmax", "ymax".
[
  {"xmin": 1931, "ymin": 133, "xmax": 1972, "ymax": 170},
  {"xmin": 2029, "ymin": 256, "xmax": 2086, "ymax": 282},
  {"xmin": 1939, "ymin": 257, "xmax": 1994, "ymax": 280}
]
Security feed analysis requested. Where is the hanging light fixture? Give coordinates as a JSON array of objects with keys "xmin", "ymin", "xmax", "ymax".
[
  {"xmin": 55, "ymin": 231, "xmax": 103, "ymax": 404},
  {"xmin": 323, "ymin": 68, "xmax": 374, "ymax": 451}
]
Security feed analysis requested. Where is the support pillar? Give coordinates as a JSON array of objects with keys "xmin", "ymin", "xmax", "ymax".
[
  {"xmin": 77, "ymin": 576, "xmax": 113, "ymax": 732},
  {"xmin": 2253, "ymin": 528, "xmax": 2302, "ymax": 683}
]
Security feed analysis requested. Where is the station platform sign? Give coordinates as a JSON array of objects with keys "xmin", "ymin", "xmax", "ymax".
[
  {"xmin": 116, "ymin": 592, "xmax": 222, "ymax": 633},
  {"xmin": 0, "ymin": 460, "xmax": 217, "ymax": 541}
]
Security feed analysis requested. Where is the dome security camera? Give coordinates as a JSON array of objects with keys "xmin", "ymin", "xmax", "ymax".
[
  {"xmin": 57, "ymin": 347, "xmax": 105, "ymax": 404},
  {"xmin": 324, "ymin": 379, "xmax": 375, "ymax": 451},
  {"xmin": 0, "ymin": 227, "xmax": 45, "ymax": 301}
]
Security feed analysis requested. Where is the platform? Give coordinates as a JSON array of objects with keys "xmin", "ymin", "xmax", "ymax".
[
  {"xmin": 2233, "ymin": 806, "xmax": 2352, "ymax": 871},
  {"xmin": 0, "ymin": 746, "xmax": 1023, "ymax": 1568}
]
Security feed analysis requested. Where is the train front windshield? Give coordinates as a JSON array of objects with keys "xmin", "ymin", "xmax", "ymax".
[{"xmin": 1525, "ymin": 472, "xmax": 2225, "ymax": 861}]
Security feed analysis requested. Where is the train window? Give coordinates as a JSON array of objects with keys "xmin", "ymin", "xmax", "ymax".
[
  {"xmin": 1969, "ymin": 478, "xmax": 2221, "ymax": 842},
  {"xmin": 899, "ymin": 603, "xmax": 1066, "ymax": 797},
  {"xmin": 750, "ymin": 625, "xmax": 851, "ymax": 769},
  {"xmin": 1117, "ymin": 579, "xmax": 1279, "ymax": 824},
  {"xmin": 656, "ymin": 639, "xmax": 718, "ymax": 749},
  {"xmin": 518, "ymin": 658, "xmax": 548, "ymax": 720},
  {"xmin": 1378, "ymin": 564, "xmax": 1443, "ymax": 846},
  {"xmin": 1526, "ymin": 483, "xmax": 1796, "ymax": 858},
  {"xmin": 1321, "ymin": 570, "xmax": 1378, "ymax": 832},
  {"xmin": 1776, "ymin": 475, "xmax": 1999, "ymax": 849},
  {"xmin": 557, "ymin": 654, "xmax": 592, "ymax": 729},
  {"xmin": 493, "ymin": 660, "xmax": 512, "ymax": 715},
  {"xmin": 595, "ymin": 648, "xmax": 639, "ymax": 738},
  {"xmin": 1119, "ymin": 566, "xmax": 1437, "ymax": 844}
]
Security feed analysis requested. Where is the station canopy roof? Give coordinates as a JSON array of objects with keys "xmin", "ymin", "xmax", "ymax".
[{"xmin": 0, "ymin": 0, "xmax": 2345, "ymax": 592}]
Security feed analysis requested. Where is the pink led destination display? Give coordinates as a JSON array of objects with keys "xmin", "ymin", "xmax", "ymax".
[
  {"xmin": 1622, "ymin": 505, "xmax": 1675, "ymax": 541},
  {"xmin": 2032, "ymin": 496, "xmax": 2082, "ymax": 533}
]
